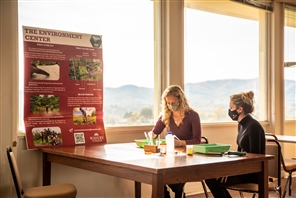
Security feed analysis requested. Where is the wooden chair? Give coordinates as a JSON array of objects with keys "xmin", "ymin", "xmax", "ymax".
[
  {"xmin": 225, "ymin": 134, "xmax": 282, "ymax": 198},
  {"xmin": 266, "ymin": 133, "xmax": 296, "ymax": 197},
  {"xmin": 181, "ymin": 136, "xmax": 209, "ymax": 198},
  {"xmin": 281, "ymin": 154, "xmax": 296, "ymax": 197},
  {"xmin": 6, "ymin": 146, "xmax": 77, "ymax": 198},
  {"xmin": 200, "ymin": 136, "xmax": 210, "ymax": 198}
]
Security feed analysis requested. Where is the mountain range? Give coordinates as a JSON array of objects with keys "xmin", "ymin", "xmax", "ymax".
[{"xmin": 104, "ymin": 78, "xmax": 296, "ymax": 122}]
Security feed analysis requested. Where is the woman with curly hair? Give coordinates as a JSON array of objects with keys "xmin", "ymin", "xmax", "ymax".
[
  {"xmin": 205, "ymin": 90, "xmax": 266, "ymax": 198},
  {"xmin": 151, "ymin": 85, "xmax": 202, "ymax": 198}
]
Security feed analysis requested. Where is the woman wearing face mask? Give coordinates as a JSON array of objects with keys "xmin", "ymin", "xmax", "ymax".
[
  {"xmin": 150, "ymin": 85, "xmax": 202, "ymax": 198},
  {"xmin": 205, "ymin": 90, "xmax": 266, "ymax": 198}
]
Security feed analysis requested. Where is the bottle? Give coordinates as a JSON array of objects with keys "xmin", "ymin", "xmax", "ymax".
[
  {"xmin": 165, "ymin": 131, "xmax": 175, "ymax": 155},
  {"xmin": 159, "ymin": 143, "xmax": 166, "ymax": 154}
]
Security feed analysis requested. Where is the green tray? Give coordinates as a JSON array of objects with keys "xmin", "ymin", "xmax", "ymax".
[
  {"xmin": 134, "ymin": 139, "xmax": 166, "ymax": 148},
  {"xmin": 193, "ymin": 143, "xmax": 231, "ymax": 154}
]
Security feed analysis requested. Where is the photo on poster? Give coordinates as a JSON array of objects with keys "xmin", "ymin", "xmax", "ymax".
[
  {"xmin": 30, "ymin": 60, "xmax": 60, "ymax": 80},
  {"xmin": 30, "ymin": 95, "xmax": 59, "ymax": 114},
  {"xmin": 32, "ymin": 126, "xmax": 62, "ymax": 146},
  {"xmin": 69, "ymin": 58, "xmax": 102, "ymax": 81},
  {"xmin": 73, "ymin": 107, "xmax": 96, "ymax": 125}
]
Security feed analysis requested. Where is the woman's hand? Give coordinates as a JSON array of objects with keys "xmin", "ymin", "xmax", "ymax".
[
  {"xmin": 174, "ymin": 139, "xmax": 182, "ymax": 147},
  {"xmin": 147, "ymin": 131, "xmax": 157, "ymax": 139}
]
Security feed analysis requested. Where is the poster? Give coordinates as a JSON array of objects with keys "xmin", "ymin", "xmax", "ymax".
[{"xmin": 23, "ymin": 26, "xmax": 106, "ymax": 149}]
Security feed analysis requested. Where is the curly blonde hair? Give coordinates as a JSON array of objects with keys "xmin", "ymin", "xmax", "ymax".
[
  {"xmin": 230, "ymin": 90, "xmax": 255, "ymax": 114},
  {"xmin": 161, "ymin": 85, "xmax": 192, "ymax": 130}
]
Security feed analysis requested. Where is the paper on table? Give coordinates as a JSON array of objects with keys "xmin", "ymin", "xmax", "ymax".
[
  {"xmin": 147, "ymin": 131, "xmax": 154, "ymax": 145},
  {"xmin": 144, "ymin": 132, "xmax": 150, "ymax": 145}
]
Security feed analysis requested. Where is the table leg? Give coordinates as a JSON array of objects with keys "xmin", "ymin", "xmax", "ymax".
[
  {"xmin": 151, "ymin": 174, "xmax": 164, "ymax": 198},
  {"xmin": 42, "ymin": 152, "xmax": 51, "ymax": 186},
  {"xmin": 135, "ymin": 181, "xmax": 141, "ymax": 198},
  {"xmin": 258, "ymin": 160, "xmax": 268, "ymax": 198}
]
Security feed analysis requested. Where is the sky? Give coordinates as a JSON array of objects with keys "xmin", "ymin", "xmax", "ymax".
[{"xmin": 18, "ymin": 0, "xmax": 295, "ymax": 88}]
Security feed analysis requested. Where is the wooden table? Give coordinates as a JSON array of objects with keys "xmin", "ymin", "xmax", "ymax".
[
  {"xmin": 266, "ymin": 133, "xmax": 296, "ymax": 144},
  {"xmin": 275, "ymin": 135, "xmax": 296, "ymax": 144},
  {"xmin": 267, "ymin": 134, "xmax": 296, "ymax": 160},
  {"xmin": 40, "ymin": 143, "xmax": 273, "ymax": 198}
]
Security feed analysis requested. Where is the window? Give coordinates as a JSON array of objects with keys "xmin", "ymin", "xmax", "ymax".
[
  {"xmin": 284, "ymin": 4, "xmax": 296, "ymax": 120},
  {"xmin": 184, "ymin": 1, "xmax": 267, "ymax": 122},
  {"xmin": 18, "ymin": 0, "xmax": 155, "ymax": 130}
]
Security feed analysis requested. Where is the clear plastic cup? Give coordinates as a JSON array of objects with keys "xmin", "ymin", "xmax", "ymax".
[{"xmin": 186, "ymin": 145, "xmax": 193, "ymax": 155}]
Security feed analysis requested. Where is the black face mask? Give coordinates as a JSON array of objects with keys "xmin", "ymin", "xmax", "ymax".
[{"xmin": 228, "ymin": 109, "xmax": 239, "ymax": 121}]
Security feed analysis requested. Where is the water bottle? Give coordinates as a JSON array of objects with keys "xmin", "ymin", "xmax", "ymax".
[{"xmin": 166, "ymin": 131, "xmax": 175, "ymax": 155}]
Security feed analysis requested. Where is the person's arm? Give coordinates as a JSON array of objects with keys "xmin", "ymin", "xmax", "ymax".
[
  {"xmin": 151, "ymin": 115, "xmax": 165, "ymax": 136},
  {"xmin": 175, "ymin": 139, "xmax": 186, "ymax": 147},
  {"xmin": 184, "ymin": 111, "xmax": 202, "ymax": 145},
  {"xmin": 248, "ymin": 124, "xmax": 265, "ymax": 154}
]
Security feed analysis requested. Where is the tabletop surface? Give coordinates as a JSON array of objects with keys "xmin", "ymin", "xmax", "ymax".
[
  {"xmin": 40, "ymin": 142, "xmax": 273, "ymax": 173},
  {"xmin": 275, "ymin": 135, "xmax": 296, "ymax": 143}
]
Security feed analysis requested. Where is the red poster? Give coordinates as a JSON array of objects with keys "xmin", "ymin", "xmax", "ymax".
[{"xmin": 23, "ymin": 26, "xmax": 106, "ymax": 149}]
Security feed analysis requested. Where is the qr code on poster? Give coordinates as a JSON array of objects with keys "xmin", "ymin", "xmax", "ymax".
[{"xmin": 74, "ymin": 132, "xmax": 85, "ymax": 144}]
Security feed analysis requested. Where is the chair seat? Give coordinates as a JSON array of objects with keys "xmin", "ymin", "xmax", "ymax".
[
  {"xmin": 227, "ymin": 183, "xmax": 258, "ymax": 193},
  {"xmin": 226, "ymin": 179, "xmax": 278, "ymax": 193},
  {"xmin": 283, "ymin": 159, "xmax": 296, "ymax": 172},
  {"xmin": 24, "ymin": 183, "xmax": 77, "ymax": 198}
]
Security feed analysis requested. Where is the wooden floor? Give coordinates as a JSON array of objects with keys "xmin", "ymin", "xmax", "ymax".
[{"xmin": 188, "ymin": 177, "xmax": 296, "ymax": 198}]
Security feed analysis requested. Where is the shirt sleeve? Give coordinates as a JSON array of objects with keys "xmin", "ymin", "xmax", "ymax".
[
  {"xmin": 151, "ymin": 115, "xmax": 166, "ymax": 135},
  {"xmin": 248, "ymin": 123, "xmax": 266, "ymax": 154},
  {"xmin": 185, "ymin": 111, "xmax": 202, "ymax": 145}
]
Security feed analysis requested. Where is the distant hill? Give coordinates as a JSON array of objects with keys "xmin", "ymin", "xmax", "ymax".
[
  {"xmin": 104, "ymin": 79, "xmax": 296, "ymax": 121},
  {"xmin": 185, "ymin": 79, "xmax": 258, "ymax": 109},
  {"xmin": 103, "ymin": 85, "xmax": 154, "ymax": 121},
  {"xmin": 19, "ymin": 78, "xmax": 295, "ymax": 127}
]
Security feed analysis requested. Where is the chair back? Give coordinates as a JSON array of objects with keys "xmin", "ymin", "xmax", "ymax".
[
  {"xmin": 265, "ymin": 134, "xmax": 282, "ymax": 195},
  {"xmin": 266, "ymin": 141, "xmax": 281, "ymax": 178},
  {"xmin": 6, "ymin": 146, "xmax": 23, "ymax": 198},
  {"xmin": 201, "ymin": 136, "xmax": 209, "ymax": 144},
  {"xmin": 265, "ymin": 134, "xmax": 281, "ymax": 179}
]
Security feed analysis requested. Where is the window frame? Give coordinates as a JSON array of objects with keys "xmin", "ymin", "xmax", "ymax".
[{"xmin": 11, "ymin": 0, "xmax": 292, "ymax": 137}]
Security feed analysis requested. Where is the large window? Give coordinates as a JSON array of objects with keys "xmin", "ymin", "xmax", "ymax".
[
  {"xmin": 18, "ymin": 0, "xmax": 155, "ymax": 129},
  {"xmin": 184, "ymin": 1, "xmax": 267, "ymax": 122},
  {"xmin": 284, "ymin": 4, "xmax": 296, "ymax": 120},
  {"xmin": 17, "ymin": 1, "xmax": 294, "ymax": 132}
]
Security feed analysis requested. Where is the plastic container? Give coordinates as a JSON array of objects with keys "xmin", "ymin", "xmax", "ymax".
[
  {"xmin": 193, "ymin": 143, "xmax": 231, "ymax": 154},
  {"xmin": 166, "ymin": 131, "xmax": 175, "ymax": 155},
  {"xmin": 159, "ymin": 143, "xmax": 166, "ymax": 154},
  {"xmin": 186, "ymin": 145, "xmax": 193, "ymax": 155}
]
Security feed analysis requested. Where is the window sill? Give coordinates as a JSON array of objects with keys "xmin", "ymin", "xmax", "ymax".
[{"xmin": 17, "ymin": 121, "xmax": 271, "ymax": 137}]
